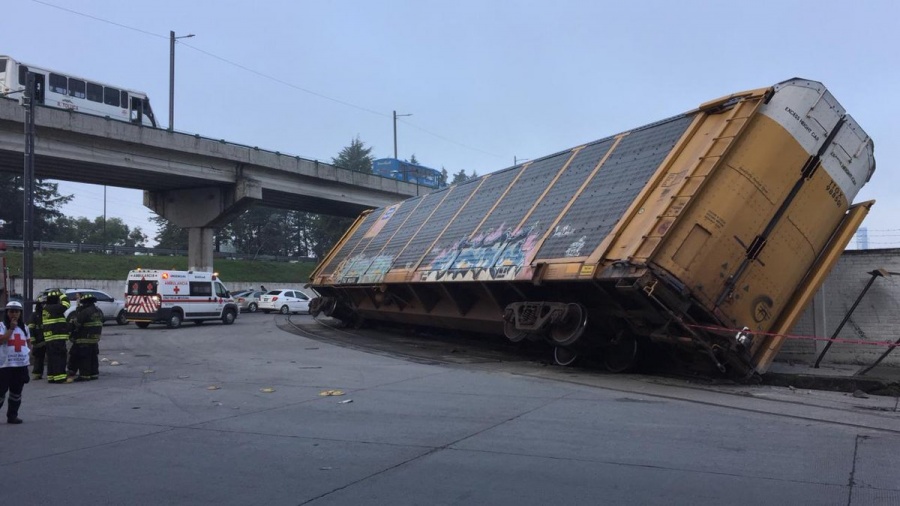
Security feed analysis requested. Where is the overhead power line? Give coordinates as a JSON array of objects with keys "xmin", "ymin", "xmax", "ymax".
[{"xmin": 30, "ymin": 0, "xmax": 503, "ymax": 160}]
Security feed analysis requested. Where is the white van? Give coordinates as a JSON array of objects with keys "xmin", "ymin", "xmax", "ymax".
[{"xmin": 125, "ymin": 269, "xmax": 238, "ymax": 328}]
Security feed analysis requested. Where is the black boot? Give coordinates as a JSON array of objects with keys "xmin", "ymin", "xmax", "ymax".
[{"xmin": 7, "ymin": 394, "xmax": 22, "ymax": 424}]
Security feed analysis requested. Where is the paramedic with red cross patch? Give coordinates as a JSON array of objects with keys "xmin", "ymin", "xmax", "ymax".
[{"xmin": 0, "ymin": 300, "xmax": 32, "ymax": 424}]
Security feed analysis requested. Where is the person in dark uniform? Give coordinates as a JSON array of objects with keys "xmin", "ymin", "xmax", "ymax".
[
  {"xmin": 67, "ymin": 294, "xmax": 103, "ymax": 382},
  {"xmin": 28, "ymin": 298, "xmax": 45, "ymax": 380},
  {"xmin": 42, "ymin": 290, "xmax": 71, "ymax": 384}
]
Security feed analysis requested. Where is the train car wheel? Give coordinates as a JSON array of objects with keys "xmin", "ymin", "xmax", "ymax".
[
  {"xmin": 549, "ymin": 303, "xmax": 587, "ymax": 346},
  {"xmin": 309, "ymin": 297, "xmax": 323, "ymax": 317},
  {"xmin": 322, "ymin": 297, "xmax": 338, "ymax": 317},
  {"xmin": 553, "ymin": 346, "xmax": 579, "ymax": 366},
  {"xmin": 603, "ymin": 331, "xmax": 639, "ymax": 373},
  {"xmin": 503, "ymin": 318, "xmax": 528, "ymax": 343}
]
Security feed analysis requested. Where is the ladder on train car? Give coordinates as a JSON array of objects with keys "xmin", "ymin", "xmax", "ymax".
[{"xmin": 639, "ymin": 97, "xmax": 761, "ymax": 251}]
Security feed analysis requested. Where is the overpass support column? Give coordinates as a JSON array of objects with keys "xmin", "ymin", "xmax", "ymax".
[
  {"xmin": 187, "ymin": 228, "xmax": 216, "ymax": 273},
  {"xmin": 145, "ymin": 178, "xmax": 262, "ymax": 272}
]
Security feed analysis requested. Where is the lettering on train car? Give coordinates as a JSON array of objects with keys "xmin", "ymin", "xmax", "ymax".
[
  {"xmin": 784, "ymin": 106, "xmax": 820, "ymax": 142},
  {"xmin": 825, "ymin": 181, "xmax": 846, "ymax": 207},
  {"xmin": 829, "ymin": 151, "xmax": 857, "ymax": 187}
]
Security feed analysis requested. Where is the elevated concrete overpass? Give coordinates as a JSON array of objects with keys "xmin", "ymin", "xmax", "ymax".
[{"xmin": 0, "ymin": 98, "xmax": 421, "ymax": 270}]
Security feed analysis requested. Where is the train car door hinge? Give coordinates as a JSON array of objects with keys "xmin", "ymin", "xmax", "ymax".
[{"xmin": 746, "ymin": 235, "xmax": 767, "ymax": 260}]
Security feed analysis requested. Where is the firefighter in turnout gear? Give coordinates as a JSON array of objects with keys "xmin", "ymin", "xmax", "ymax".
[
  {"xmin": 67, "ymin": 294, "xmax": 102, "ymax": 381},
  {"xmin": 42, "ymin": 290, "xmax": 71, "ymax": 383},
  {"xmin": 28, "ymin": 298, "xmax": 45, "ymax": 380}
]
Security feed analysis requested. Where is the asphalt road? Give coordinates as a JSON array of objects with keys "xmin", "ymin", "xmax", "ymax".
[{"xmin": 3, "ymin": 312, "xmax": 899, "ymax": 505}]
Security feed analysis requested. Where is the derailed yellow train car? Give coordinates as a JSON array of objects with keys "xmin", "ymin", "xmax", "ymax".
[{"xmin": 309, "ymin": 79, "xmax": 876, "ymax": 378}]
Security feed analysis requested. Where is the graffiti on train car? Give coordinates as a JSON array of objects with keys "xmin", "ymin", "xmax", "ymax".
[{"xmin": 419, "ymin": 223, "xmax": 541, "ymax": 281}]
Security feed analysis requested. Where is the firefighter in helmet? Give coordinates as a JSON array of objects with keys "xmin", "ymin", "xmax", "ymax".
[
  {"xmin": 41, "ymin": 290, "xmax": 71, "ymax": 383},
  {"xmin": 67, "ymin": 293, "xmax": 102, "ymax": 381},
  {"xmin": 28, "ymin": 295, "xmax": 46, "ymax": 380}
]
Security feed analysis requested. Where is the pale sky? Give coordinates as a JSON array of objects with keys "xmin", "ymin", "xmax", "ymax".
[{"xmin": 4, "ymin": 0, "xmax": 899, "ymax": 248}]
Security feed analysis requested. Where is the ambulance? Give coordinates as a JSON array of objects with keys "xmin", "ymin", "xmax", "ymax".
[{"xmin": 125, "ymin": 269, "xmax": 239, "ymax": 328}]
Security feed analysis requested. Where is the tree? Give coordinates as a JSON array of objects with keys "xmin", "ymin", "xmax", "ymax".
[
  {"xmin": 0, "ymin": 175, "xmax": 72, "ymax": 240},
  {"xmin": 439, "ymin": 167, "xmax": 449, "ymax": 187},
  {"xmin": 151, "ymin": 215, "xmax": 188, "ymax": 250},
  {"xmin": 451, "ymin": 169, "xmax": 469, "ymax": 184},
  {"xmin": 52, "ymin": 216, "xmax": 145, "ymax": 246},
  {"xmin": 409, "ymin": 154, "xmax": 419, "ymax": 165},
  {"xmin": 332, "ymin": 136, "xmax": 374, "ymax": 173},
  {"xmin": 308, "ymin": 215, "xmax": 353, "ymax": 260}
]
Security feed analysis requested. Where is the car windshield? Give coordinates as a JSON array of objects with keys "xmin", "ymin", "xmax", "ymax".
[{"xmin": 266, "ymin": 291, "xmax": 283, "ymax": 296}]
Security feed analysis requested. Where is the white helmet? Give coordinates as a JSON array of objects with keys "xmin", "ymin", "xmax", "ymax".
[{"xmin": 5, "ymin": 300, "xmax": 23, "ymax": 310}]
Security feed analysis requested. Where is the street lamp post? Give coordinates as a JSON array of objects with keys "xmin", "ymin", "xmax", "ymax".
[
  {"xmin": 393, "ymin": 110, "xmax": 412, "ymax": 159},
  {"xmin": 169, "ymin": 31, "xmax": 195, "ymax": 132}
]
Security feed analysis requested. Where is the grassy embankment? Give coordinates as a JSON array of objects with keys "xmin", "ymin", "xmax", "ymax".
[{"xmin": 3, "ymin": 251, "xmax": 317, "ymax": 283}]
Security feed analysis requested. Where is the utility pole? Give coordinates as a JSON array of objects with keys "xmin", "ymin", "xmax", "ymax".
[
  {"xmin": 22, "ymin": 72, "xmax": 36, "ymax": 321},
  {"xmin": 169, "ymin": 31, "xmax": 195, "ymax": 132},
  {"xmin": 393, "ymin": 110, "xmax": 412, "ymax": 159}
]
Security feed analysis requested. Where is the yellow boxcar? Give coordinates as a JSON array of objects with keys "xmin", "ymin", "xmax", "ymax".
[{"xmin": 310, "ymin": 78, "xmax": 875, "ymax": 378}]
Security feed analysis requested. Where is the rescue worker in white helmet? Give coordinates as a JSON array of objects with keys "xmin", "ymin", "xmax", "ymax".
[
  {"xmin": 1, "ymin": 300, "xmax": 32, "ymax": 423},
  {"xmin": 67, "ymin": 293, "xmax": 103, "ymax": 382}
]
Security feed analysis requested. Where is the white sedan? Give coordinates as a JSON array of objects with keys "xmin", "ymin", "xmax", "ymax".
[
  {"xmin": 258, "ymin": 289, "xmax": 310, "ymax": 314},
  {"xmin": 63, "ymin": 289, "xmax": 128, "ymax": 325}
]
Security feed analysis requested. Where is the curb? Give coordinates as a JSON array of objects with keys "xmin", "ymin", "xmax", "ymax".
[{"xmin": 762, "ymin": 372, "xmax": 900, "ymax": 397}]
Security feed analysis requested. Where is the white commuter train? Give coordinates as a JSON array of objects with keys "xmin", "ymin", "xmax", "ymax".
[{"xmin": 0, "ymin": 54, "xmax": 157, "ymax": 128}]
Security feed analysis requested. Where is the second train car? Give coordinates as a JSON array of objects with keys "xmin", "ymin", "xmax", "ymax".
[{"xmin": 309, "ymin": 78, "xmax": 876, "ymax": 379}]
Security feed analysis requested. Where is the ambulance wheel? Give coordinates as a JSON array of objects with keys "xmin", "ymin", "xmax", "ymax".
[
  {"xmin": 222, "ymin": 309, "xmax": 236, "ymax": 325},
  {"xmin": 136, "ymin": 322, "xmax": 150, "ymax": 329},
  {"xmin": 116, "ymin": 310, "xmax": 128, "ymax": 325},
  {"xmin": 167, "ymin": 312, "xmax": 183, "ymax": 329},
  {"xmin": 280, "ymin": 305, "xmax": 291, "ymax": 315}
]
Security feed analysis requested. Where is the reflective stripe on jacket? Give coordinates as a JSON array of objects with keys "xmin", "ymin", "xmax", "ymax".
[
  {"xmin": 73, "ymin": 305, "xmax": 103, "ymax": 345},
  {"xmin": 42, "ymin": 303, "xmax": 70, "ymax": 342}
]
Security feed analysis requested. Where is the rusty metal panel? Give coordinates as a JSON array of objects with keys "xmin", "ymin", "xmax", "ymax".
[
  {"xmin": 536, "ymin": 114, "xmax": 694, "ymax": 260},
  {"xmin": 315, "ymin": 211, "xmax": 379, "ymax": 277},
  {"xmin": 517, "ymin": 139, "xmax": 616, "ymax": 248},
  {"xmin": 372, "ymin": 192, "xmax": 445, "ymax": 268},
  {"xmin": 416, "ymin": 167, "xmax": 522, "ymax": 273},
  {"xmin": 393, "ymin": 180, "xmax": 481, "ymax": 268},
  {"xmin": 348, "ymin": 198, "xmax": 423, "ymax": 284},
  {"xmin": 472, "ymin": 153, "xmax": 572, "ymax": 240}
]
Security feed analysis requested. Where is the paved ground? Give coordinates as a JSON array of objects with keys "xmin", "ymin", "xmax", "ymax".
[{"xmin": 2, "ymin": 313, "xmax": 899, "ymax": 505}]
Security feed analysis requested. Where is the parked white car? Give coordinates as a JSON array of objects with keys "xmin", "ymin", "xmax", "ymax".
[
  {"xmin": 258, "ymin": 289, "xmax": 310, "ymax": 314},
  {"xmin": 63, "ymin": 289, "xmax": 128, "ymax": 325},
  {"xmin": 234, "ymin": 290, "xmax": 266, "ymax": 313}
]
